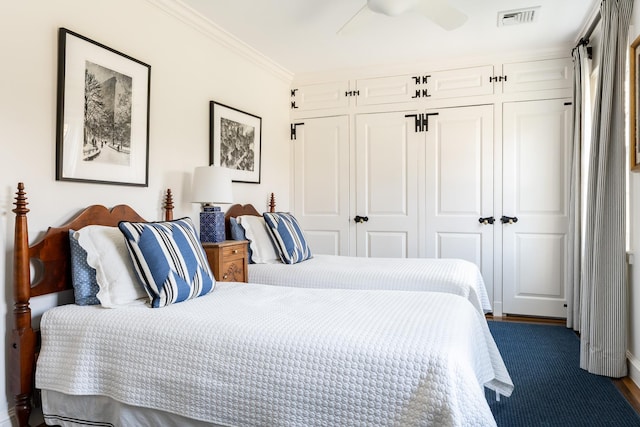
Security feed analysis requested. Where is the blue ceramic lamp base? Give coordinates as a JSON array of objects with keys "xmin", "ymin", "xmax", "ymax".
[{"xmin": 200, "ymin": 205, "xmax": 226, "ymax": 243}]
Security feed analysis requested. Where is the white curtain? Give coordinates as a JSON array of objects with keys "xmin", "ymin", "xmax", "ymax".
[
  {"xmin": 567, "ymin": 42, "xmax": 591, "ymax": 331},
  {"xmin": 579, "ymin": 0, "xmax": 633, "ymax": 377}
]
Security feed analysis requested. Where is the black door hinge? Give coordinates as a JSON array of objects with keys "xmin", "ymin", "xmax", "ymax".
[{"xmin": 290, "ymin": 122, "xmax": 304, "ymax": 140}]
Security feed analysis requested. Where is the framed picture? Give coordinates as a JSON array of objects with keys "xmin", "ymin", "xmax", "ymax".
[
  {"xmin": 630, "ymin": 34, "xmax": 640, "ymax": 172},
  {"xmin": 56, "ymin": 28, "xmax": 151, "ymax": 186},
  {"xmin": 210, "ymin": 101, "xmax": 262, "ymax": 183}
]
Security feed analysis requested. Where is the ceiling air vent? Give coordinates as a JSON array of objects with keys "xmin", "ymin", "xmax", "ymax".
[{"xmin": 497, "ymin": 7, "xmax": 540, "ymax": 27}]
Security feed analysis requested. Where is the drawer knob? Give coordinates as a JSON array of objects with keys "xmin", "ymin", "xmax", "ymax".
[
  {"xmin": 223, "ymin": 274, "xmax": 228, "ymax": 279},
  {"xmin": 232, "ymin": 249, "xmax": 238, "ymax": 254}
]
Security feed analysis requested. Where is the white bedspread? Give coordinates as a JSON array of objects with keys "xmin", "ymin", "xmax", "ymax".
[
  {"xmin": 250, "ymin": 255, "xmax": 493, "ymax": 314},
  {"xmin": 37, "ymin": 282, "xmax": 512, "ymax": 427}
]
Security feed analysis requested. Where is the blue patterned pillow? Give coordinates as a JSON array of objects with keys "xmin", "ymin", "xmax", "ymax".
[
  {"xmin": 262, "ymin": 212, "xmax": 312, "ymax": 264},
  {"xmin": 118, "ymin": 218, "xmax": 216, "ymax": 308},
  {"xmin": 229, "ymin": 217, "xmax": 254, "ymax": 263},
  {"xmin": 68, "ymin": 230, "xmax": 100, "ymax": 305}
]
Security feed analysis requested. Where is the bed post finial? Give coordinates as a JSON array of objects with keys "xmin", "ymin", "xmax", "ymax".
[
  {"xmin": 164, "ymin": 188, "xmax": 174, "ymax": 221},
  {"xmin": 269, "ymin": 192, "xmax": 276, "ymax": 213},
  {"xmin": 12, "ymin": 182, "xmax": 35, "ymax": 427}
]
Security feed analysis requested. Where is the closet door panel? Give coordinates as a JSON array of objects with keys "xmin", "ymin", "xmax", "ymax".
[
  {"xmin": 502, "ymin": 99, "xmax": 571, "ymax": 317},
  {"xmin": 355, "ymin": 111, "xmax": 423, "ymax": 257},
  {"xmin": 293, "ymin": 116, "xmax": 350, "ymax": 255},
  {"xmin": 425, "ymin": 105, "xmax": 494, "ymax": 300}
]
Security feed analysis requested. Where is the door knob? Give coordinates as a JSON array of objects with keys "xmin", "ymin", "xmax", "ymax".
[
  {"xmin": 500, "ymin": 216, "xmax": 518, "ymax": 224},
  {"xmin": 478, "ymin": 216, "xmax": 495, "ymax": 225},
  {"xmin": 353, "ymin": 215, "xmax": 369, "ymax": 223}
]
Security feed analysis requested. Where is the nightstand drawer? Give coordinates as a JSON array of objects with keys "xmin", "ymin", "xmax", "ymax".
[
  {"xmin": 202, "ymin": 240, "xmax": 249, "ymax": 283},
  {"xmin": 222, "ymin": 245, "xmax": 245, "ymax": 260}
]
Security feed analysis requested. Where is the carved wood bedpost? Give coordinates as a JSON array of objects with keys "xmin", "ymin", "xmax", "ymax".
[
  {"xmin": 164, "ymin": 188, "xmax": 174, "ymax": 221},
  {"xmin": 269, "ymin": 193, "xmax": 276, "ymax": 213},
  {"xmin": 12, "ymin": 183, "xmax": 35, "ymax": 427}
]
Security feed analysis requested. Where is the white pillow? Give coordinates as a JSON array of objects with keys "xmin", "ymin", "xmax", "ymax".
[
  {"xmin": 74, "ymin": 225, "xmax": 147, "ymax": 308},
  {"xmin": 237, "ymin": 215, "xmax": 281, "ymax": 264}
]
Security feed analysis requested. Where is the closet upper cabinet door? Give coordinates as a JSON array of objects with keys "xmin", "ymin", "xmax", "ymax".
[
  {"xmin": 502, "ymin": 58, "xmax": 573, "ymax": 94},
  {"xmin": 428, "ymin": 65, "xmax": 494, "ymax": 99},
  {"xmin": 356, "ymin": 66, "xmax": 494, "ymax": 106},
  {"xmin": 355, "ymin": 74, "xmax": 415, "ymax": 106},
  {"xmin": 290, "ymin": 81, "xmax": 350, "ymax": 111}
]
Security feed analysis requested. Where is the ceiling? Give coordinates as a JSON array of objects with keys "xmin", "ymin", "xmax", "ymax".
[{"xmin": 178, "ymin": 0, "xmax": 598, "ymax": 75}]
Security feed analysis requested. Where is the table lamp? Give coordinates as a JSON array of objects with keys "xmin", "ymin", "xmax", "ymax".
[{"xmin": 191, "ymin": 165, "xmax": 233, "ymax": 243}]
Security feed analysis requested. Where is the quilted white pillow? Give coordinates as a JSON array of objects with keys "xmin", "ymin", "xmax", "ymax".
[
  {"xmin": 74, "ymin": 225, "xmax": 147, "ymax": 308},
  {"xmin": 237, "ymin": 215, "xmax": 280, "ymax": 264}
]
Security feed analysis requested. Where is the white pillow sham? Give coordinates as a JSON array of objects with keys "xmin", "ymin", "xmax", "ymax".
[
  {"xmin": 237, "ymin": 215, "xmax": 281, "ymax": 264},
  {"xmin": 74, "ymin": 225, "xmax": 147, "ymax": 308}
]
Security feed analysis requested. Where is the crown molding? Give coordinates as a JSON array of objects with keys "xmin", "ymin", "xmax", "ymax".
[{"xmin": 146, "ymin": 0, "xmax": 294, "ymax": 83}]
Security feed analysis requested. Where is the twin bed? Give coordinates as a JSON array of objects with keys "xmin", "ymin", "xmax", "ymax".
[
  {"xmin": 225, "ymin": 203, "xmax": 492, "ymax": 314},
  {"xmin": 11, "ymin": 183, "xmax": 512, "ymax": 427}
]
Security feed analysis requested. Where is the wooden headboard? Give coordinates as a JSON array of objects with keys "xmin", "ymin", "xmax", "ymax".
[
  {"xmin": 11, "ymin": 182, "xmax": 174, "ymax": 427},
  {"xmin": 224, "ymin": 192, "xmax": 276, "ymax": 236}
]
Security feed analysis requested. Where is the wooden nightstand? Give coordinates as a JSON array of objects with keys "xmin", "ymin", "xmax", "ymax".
[{"xmin": 202, "ymin": 240, "xmax": 249, "ymax": 283}]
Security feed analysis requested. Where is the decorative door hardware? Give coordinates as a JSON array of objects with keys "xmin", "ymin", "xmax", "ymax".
[
  {"xmin": 500, "ymin": 215, "xmax": 518, "ymax": 224},
  {"xmin": 345, "ymin": 90, "xmax": 360, "ymax": 97},
  {"xmin": 412, "ymin": 75, "xmax": 430, "ymax": 84},
  {"xmin": 412, "ymin": 89, "xmax": 431, "ymax": 99},
  {"xmin": 405, "ymin": 112, "xmax": 439, "ymax": 133},
  {"xmin": 290, "ymin": 122, "xmax": 304, "ymax": 140},
  {"xmin": 353, "ymin": 215, "xmax": 369, "ymax": 223},
  {"xmin": 290, "ymin": 88, "xmax": 298, "ymax": 109},
  {"xmin": 489, "ymin": 75, "xmax": 508, "ymax": 83},
  {"xmin": 478, "ymin": 216, "xmax": 495, "ymax": 225}
]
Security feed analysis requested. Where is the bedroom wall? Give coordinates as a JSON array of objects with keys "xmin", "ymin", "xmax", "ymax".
[
  {"xmin": 629, "ymin": 9, "xmax": 640, "ymax": 389},
  {"xmin": 0, "ymin": 0, "xmax": 292, "ymax": 423}
]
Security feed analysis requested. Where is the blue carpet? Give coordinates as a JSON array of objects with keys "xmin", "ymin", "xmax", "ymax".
[{"xmin": 486, "ymin": 321, "xmax": 640, "ymax": 426}]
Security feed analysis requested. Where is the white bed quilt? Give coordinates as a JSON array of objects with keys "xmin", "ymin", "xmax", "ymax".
[
  {"xmin": 250, "ymin": 255, "xmax": 493, "ymax": 314},
  {"xmin": 37, "ymin": 282, "xmax": 513, "ymax": 427}
]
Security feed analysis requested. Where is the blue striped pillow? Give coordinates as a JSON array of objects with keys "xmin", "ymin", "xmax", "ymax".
[
  {"xmin": 118, "ymin": 218, "xmax": 215, "ymax": 308},
  {"xmin": 262, "ymin": 212, "xmax": 312, "ymax": 264}
]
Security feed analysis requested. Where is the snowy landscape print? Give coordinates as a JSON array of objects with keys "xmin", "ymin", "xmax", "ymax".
[{"xmin": 83, "ymin": 61, "xmax": 132, "ymax": 166}]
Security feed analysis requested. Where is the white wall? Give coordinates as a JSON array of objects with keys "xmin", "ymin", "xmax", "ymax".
[
  {"xmin": 0, "ymin": 0, "xmax": 292, "ymax": 423},
  {"xmin": 629, "ymin": 7, "xmax": 640, "ymax": 389}
]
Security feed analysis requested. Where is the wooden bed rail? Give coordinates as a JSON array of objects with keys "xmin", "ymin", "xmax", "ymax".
[{"xmin": 11, "ymin": 183, "xmax": 174, "ymax": 427}]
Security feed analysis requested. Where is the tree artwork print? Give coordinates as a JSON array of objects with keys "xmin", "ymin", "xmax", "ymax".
[
  {"xmin": 220, "ymin": 117, "xmax": 255, "ymax": 172},
  {"xmin": 83, "ymin": 61, "xmax": 132, "ymax": 166}
]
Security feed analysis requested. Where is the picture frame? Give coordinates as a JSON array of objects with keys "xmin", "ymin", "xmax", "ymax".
[
  {"xmin": 210, "ymin": 101, "xmax": 262, "ymax": 184},
  {"xmin": 630, "ymin": 34, "xmax": 640, "ymax": 172},
  {"xmin": 56, "ymin": 28, "xmax": 151, "ymax": 186}
]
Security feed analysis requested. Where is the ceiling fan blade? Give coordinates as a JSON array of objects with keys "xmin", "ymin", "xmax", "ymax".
[
  {"xmin": 414, "ymin": 0, "xmax": 467, "ymax": 31},
  {"xmin": 337, "ymin": 4, "xmax": 374, "ymax": 35}
]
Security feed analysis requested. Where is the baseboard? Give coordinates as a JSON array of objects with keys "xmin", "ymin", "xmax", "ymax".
[{"xmin": 628, "ymin": 350, "xmax": 640, "ymax": 388}]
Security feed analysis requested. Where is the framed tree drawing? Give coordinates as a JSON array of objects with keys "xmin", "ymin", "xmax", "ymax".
[
  {"xmin": 210, "ymin": 101, "xmax": 262, "ymax": 183},
  {"xmin": 56, "ymin": 28, "xmax": 151, "ymax": 186}
]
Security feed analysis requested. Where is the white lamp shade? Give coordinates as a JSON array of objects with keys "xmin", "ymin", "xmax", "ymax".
[{"xmin": 191, "ymin": 166, "xmax": 234, "ymax": 204}]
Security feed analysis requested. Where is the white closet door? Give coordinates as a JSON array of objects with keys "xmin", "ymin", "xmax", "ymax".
[
  {"xmin": 355, "ymin": 111, "xmax": 423, "ymax": 258},
  {"xmin": 293, "ymin": 116, "xmax": 350, "ymax": 255},
  {"xmin": 502, "ymin": 99, "xmax": 571, "ymax": 317},
  {"xmin": 424, "ymin": 105, "xmax": 494, "ymax": 301}
]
